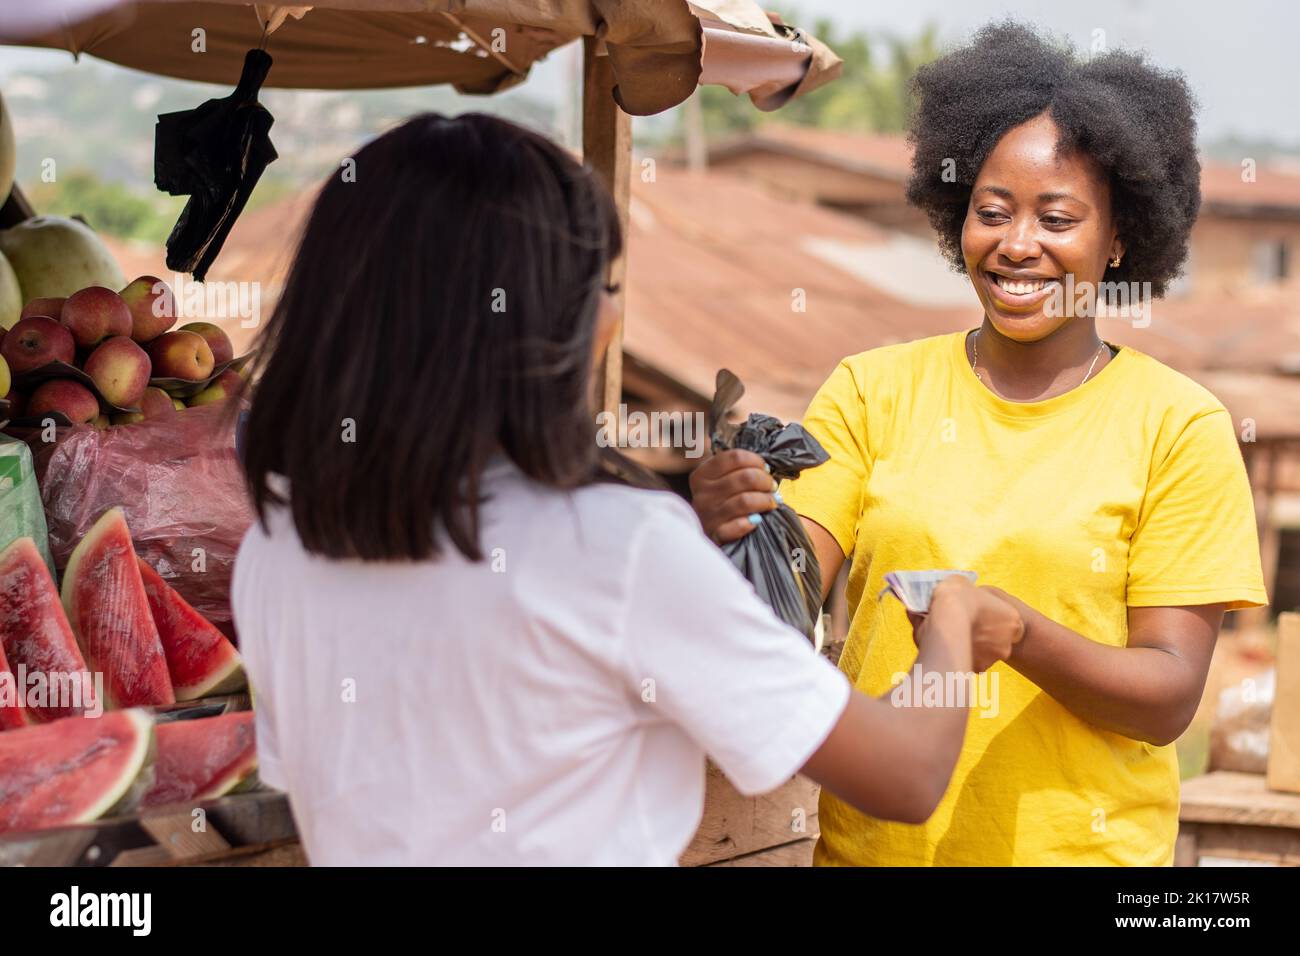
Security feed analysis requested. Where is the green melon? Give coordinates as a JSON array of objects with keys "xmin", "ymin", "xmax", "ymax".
[{"xmin": 0, "ymin": 215, "xmax": 125, "ymax": 302}]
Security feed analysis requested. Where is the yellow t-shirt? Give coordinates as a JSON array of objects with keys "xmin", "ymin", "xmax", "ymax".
[{"xmin": 780, "ymin": 330, "xmax": 1268, "ymax": 866}]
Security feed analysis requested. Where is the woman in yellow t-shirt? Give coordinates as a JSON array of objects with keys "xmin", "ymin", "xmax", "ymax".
[{"xmin": 690, "ymin": 22, "xmax": 1268, "ymax": 866}]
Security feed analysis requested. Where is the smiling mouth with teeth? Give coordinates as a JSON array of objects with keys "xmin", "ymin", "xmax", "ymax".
[{"xmin": 989, "ymin": 273, "xmax": 1061, "ymax": 296}]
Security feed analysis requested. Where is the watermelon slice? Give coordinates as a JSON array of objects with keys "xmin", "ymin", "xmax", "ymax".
[
  {"xmin": 143, "ymin": 712, "xmax": 258, "ymax": 808},
  {"xmin": 61, "ymin": 509, "xmax": 175, "ymax": 709},
  {"xmin": 0, "ymin": 639, "xmax": 29, "ymax": 730},
  {"xmin": 0, "ymin": 537, "xmax": 96, "ymax": 721},
  {"xmin": 137, "ymin": 558, "xmax": 245, "ymax": 701},
  {"xmin": 0, "ymin": 709, "xmax": 155, "ymax": 833}
]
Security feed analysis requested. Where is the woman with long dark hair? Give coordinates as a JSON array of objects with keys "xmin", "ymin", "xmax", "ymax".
[
  {"xmin": 692, "ymin": 22, "xmax": 1268, "ymax": 866},
  {"xmin": 233, "ymin": 112, "xmax": 1022, "ymax": 865}
]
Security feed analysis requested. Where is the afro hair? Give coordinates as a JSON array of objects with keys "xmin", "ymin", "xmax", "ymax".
[{"xmin": 905, "ymin": 20, "xmax": 1200, "ymax": 297}]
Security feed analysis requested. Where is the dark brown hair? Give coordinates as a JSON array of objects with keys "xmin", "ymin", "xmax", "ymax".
[{"xmin": 240, "ymin": 112, "xmax": 629, "ymax": 562}]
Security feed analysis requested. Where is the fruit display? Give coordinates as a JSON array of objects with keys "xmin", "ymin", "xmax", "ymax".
[
  {"xmin": 0, "ymin": 537, "xmax": 96, "ymax": 722},
  {"xmin": 143, "ymin": 712, "xmax": 257, "ymax": 808},
  {"xmin": 0, "ymin": 275, "xmax": 248, "ymax": 427},
  {"xmin": 0, "ymin": 515, "xmax": 256, "ymax": 835},
  {"xmin": 0, "ymin": 216, "xmax": 125, "ymax": 301},
  {"xmin": 0, "ymin": 710, "xmax": 154, "ymax": 833},
  {"xmin": 1, "ymin": 519, "xmax": 247, "ymax": 723},
  {"xmin": 61, "ymin": 509, "xmax": 176, "ymax": 709}
]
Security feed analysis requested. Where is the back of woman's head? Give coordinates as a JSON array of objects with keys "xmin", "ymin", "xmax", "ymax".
[{"xmin": 241, "ymin": 112, "xmax": 622, "ymax": 562}]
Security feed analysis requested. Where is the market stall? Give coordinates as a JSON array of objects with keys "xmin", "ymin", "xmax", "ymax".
[{"xmin": 0, "ymin": 1, "xmax": 841, "ymax": 865}]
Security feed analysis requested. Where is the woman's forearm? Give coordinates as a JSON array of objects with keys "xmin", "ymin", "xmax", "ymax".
[{"xmin": 1000, "ymin": 597, "xmax": 1200, "ymax": 745}]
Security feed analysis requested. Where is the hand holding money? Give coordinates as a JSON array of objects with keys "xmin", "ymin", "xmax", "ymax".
[{"xmin": 887, "ymin": 571, "xmax": 1024, "ymax": 672}]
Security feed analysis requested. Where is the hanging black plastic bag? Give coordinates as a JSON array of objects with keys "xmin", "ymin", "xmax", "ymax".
[
  {"xmin": 155, "ymin": 48, "xmax": 278, "ymax": 281},
  {"xmin": 707, "ymin": 369, "xmax": 829, "ymax": 643}
]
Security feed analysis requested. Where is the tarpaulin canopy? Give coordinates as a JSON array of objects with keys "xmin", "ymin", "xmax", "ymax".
[{"xmin": 0, "ymin": 1, "xmax": 842, "ymax": 115}]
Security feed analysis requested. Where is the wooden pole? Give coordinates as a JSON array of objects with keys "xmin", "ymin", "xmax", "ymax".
[{"xmin": 581, "ymin": 36, "xmax": 631, "ymax": 417}]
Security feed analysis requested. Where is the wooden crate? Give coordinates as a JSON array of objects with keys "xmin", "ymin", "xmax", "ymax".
[
  {"xmin": 680, "ymin": 762, "xmax": 820, "ymax": 867},
  {"xmin": 1177, "ymin": 770, "xmax": 1300, "ymax": 866}
]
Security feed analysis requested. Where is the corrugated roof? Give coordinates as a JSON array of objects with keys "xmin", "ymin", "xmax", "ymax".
[{"xmin": 711, "ymin": 124, "xmax": 1300, "ymax": 213}]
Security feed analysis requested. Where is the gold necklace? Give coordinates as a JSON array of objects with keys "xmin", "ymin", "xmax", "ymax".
[{"xmin": 971, "ymin": 329, "xmax": 1108, "ymax": 389}]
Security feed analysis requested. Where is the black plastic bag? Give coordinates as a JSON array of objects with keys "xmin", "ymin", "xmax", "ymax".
[
  {"xmin": 155, "ymin": 48, "xmax": 278, "ymax": 281},
  {"xmin": 707, "ymin": 369, "xmax": 829, "ymax": 643}
]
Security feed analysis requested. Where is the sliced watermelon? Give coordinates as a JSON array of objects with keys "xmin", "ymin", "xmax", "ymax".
[
  {"xmin": 143, "ymin": 712, "xmax": 257, "ymax": 808},
  {"xmin": 0, "ymin": 709, "xmax": 155, "ymax": 833},
  {"xmin": 0, "ymin": 639, "xmax": 29, "ymax": 730},
  {"xmin": 0, "ymin": 537, "xmax": 96, "ymax": 721},
  {"xmin": 61, "ymin": 509, "xmax": 175, "ymax": 709},
  {"xmin": 137, "ymin": 558, "xmax": 245, "ymax": 701}
]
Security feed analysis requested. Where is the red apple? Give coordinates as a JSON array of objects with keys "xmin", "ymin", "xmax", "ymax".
[
  {"xmin": 26, "ymin": 379, "xmax": 100, "ymax": 424},
  {"xmin": 139, "ymin": 386, "xmax": 177, "ymax": 420},
  {"xmin": 0, "ymin": 316, "xmax": 76, "ymax": 373},
  {"xmin": 20, "ymin": 297, "xmax": 67, "ymax": 321},
  {"xmin": 187, "ymin": 368, "xmax": 244, "ymax": 407},
  {"xmin": 177, "ymin": 321, "xmax": 233, "ymax": 365},
  {"xmin": 120, "ymin": 276, "xmax": 177, "ymax": 344},
  {"xmin": 149, "ymin": 330, "xmax": 214, "ymax": 381},
  {"xmin": 61, "ymin": 286, "xmax": 132, "ymax": 349},
  {"xmin": 84, "ymin": 336, "xmax": 151, "ymax": 407}
]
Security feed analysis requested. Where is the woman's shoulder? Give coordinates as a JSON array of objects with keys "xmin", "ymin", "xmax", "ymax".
[
  {"xmin": 1113, "ymin": 344, "xmax": 1231, "ymax": 419},
  {"xmin": 814, "ymin": 331, "xmax": 962, "ymax": 406}
]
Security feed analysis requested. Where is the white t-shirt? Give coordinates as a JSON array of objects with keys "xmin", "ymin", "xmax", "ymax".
[{"xmin": 232, "ymin": 457, "xmax": 850, "ymax": 866}]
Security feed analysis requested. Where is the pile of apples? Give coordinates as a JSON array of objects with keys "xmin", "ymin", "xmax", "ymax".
[{"xmin": 0, "ymin": 276, "xmax": 244, "ymax": 427}]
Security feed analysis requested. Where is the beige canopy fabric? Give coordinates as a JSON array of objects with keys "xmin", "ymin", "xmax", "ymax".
[{"xmin": 0, "ymin": 1, "xmax": 841, "ymax": 115}]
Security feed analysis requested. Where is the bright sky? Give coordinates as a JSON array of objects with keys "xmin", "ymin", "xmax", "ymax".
[{"xmin": 795, "ymin": 0, "xmax": 1299, "ymax": 145}]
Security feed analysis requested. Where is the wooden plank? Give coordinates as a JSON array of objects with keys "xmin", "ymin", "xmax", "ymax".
[
  {"xmin": 582, "ymin": 35, "xmax": 631, "ymax": 417},
  {"xmin": 194, "ymin": 841, "xmax": 308, "ymax": 867},
  {"xmin": 1174, "ymin": 828, "xmax": 1199, "ymax": 867},
  {"xmin": 1267, "ymin": 612, "xmax": 1300, "ymax": 794},
  {"xmin": 680, "ymin": 761, "xmax": 819, "ymax": 866},
  {"xmin": 1180, "ymin": 770, "xmax": 1300, "ymax": 829},
  {"xmin": 1180, "ymin": 822, "xmax": 1300, "ymax": 866},
  {"xmin": 707, "ymin": 837, "xmax": 816, "ymax": 867},
  {"xmin": 139, "ymin": 809, "xmax": 232, "ymax": 860}
]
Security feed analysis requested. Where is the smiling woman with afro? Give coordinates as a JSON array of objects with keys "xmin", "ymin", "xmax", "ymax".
[{"xmin": 690, "ymin": 21, "xmax": 1267, "ymax": 866}]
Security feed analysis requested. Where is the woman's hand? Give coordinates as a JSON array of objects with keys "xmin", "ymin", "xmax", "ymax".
[
  {"xmin": 688, "ymin": 449, "xmax": 779, "ymax": 544},
  {"xmin": 913, "ymin": 578, "xmax": 1025, "ymax": 671}
]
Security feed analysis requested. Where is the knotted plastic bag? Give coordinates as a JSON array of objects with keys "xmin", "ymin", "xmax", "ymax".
[{"xmin": 707, "ymin": 369, "xmax": 829, "ymax": 643}]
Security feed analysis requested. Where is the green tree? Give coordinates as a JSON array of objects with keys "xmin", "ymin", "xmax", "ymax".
[{"xmin": 27, "ymin": 169, "xmax": 179, "ymax": 242}]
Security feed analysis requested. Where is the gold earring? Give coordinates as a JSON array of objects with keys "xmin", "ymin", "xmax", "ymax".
[{"xmin": 1110, "ymin": 256, "xmax": 1121, "ymax": 267}]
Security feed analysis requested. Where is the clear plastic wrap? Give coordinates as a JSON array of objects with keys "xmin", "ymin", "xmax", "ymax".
[{"xmin": 19, "ymin": 403, "xmax": 252, "ymax": 638}]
